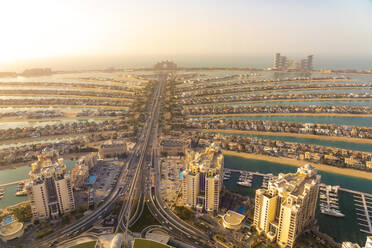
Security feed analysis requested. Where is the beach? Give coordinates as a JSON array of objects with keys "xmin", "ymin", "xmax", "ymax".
[
  {"xmin": 191, "ymin": 113, "xmax": 372, "ymax": 118},
  {"xmin": 0, "ymin": 105, "xmax": 127, "ymax": 109},
  {"xmin": 193, "ymin": 97, "xmax": 372, "ymax": 106},
  {"xmin": 0, "ymin": 93, "xmax": 134, "ymax": 101},
  {"xmin": 200, "ymin": 129, "xmax": 372, "ymax": 145},
  {"xmin": 223, "ymin": 150, "xmax": 372, "ymax": 180}
]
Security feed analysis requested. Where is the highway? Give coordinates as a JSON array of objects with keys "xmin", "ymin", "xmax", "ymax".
[
  {"xmin": 125, "ymin": 73, "xmax": 221, "ymax": 248},
  {"xmin": 32, "ymin": 77, "xmax": 159, "ymax": 248},
  {"xmin": 35, "ymin": 72, "xmax": 218, "ymax": 248}
]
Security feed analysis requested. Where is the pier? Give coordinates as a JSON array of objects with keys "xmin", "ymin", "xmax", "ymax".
[
  {"xmin": 0, "ymin": 180, "xmax": 26, "ymax": 188},
  {"xmin": 224, "ymin": 168, "xmax": 274, "ymax": 177},
  {"xmin": 353, "ymin": 194, "xmax": 372, "ymax": 235}
]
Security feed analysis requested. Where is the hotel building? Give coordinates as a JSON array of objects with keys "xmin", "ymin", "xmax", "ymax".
[
  {"xmin": 253, "ymin": 164, "xmax": 321, "ymax": 248},
  {"xmin": 26, "ymin": 154, "xmax": 75, "ymax": 220},
  {"xmin": 181, "ymin": 143, "xmax": 224, "ymax": 213}
]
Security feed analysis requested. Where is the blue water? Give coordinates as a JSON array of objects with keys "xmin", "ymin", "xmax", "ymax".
[
  {"xmin": 88, "ymin": 175, "xmax": 97, "ymax": 184},
  {"xmin": 230, "ymin": 100, "xmax": 372, "ymax": 107},
  {"xmin": 207, "ymin": 115, "xmax": 372, "ymax": 127},
  {"xmin": 223, "ymin": 155, "xmax": 372, "ymax": 245},
  {"xmin": 0, "ymin": 158, "xmax": 77, "ymax": 210},
  {"xmin": 4, "ymin": 216, "xmax": 13, "ymax": 225},
  {"xmin": 214, "ymin": 132, "xmax": 372, "ymax": 153}
]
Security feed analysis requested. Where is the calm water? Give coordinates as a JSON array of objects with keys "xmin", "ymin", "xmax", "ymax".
[
  {"xmin": 214, "ymin": 132, "xmax": 372, "ymax": 153},
  {"xmin": 0, "ymin": 137, "xmax": 78, "ymax": 150},
  {"xmin": 223, "ymin": 155, "xmax": 372, "ymax": 245},
  {"xmin": 0, "ymin": 159, "xmax": 77, "ymax": 209},
  {"xmin": 0, "ymin": 118, "xmax": 107, "ymax": 130},
  {"xmin": 207, "ymin": 115, "xmax": 372, "ymax": 127}
]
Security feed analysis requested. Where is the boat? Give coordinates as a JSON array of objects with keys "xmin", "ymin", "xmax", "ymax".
[
  {"xmin": 237, "ymin": 180, "xmax": 252, "ymax": 187},
  {"xmin": 320, "ymin": 207, "xmax": 345, "ymax": 217}
]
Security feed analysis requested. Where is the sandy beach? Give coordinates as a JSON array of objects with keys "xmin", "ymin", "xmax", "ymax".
[
  {"xmin": 0, "ymin": 130, "xmax": 116, "ymax": 146},
  {"xmin": 191, "ymin": 86, "xmax": 372, "ymax": 98},
  {"xmin": 193, "ymin": 97, "xmax": 372, "ymax": 106},
  {"xmin": 204, "ymin": 128, "xmax": 372, "ymax": 144},
  {"xmin": 0, "ymin": 93, "xmax": 134, "ymax": 101},
  {"xmin": 224, "ymin": 150, "xmax": 372, "ymax": 181},
  {"xmin": 0, "ymin": 105, "xmax": 128, "ymax": 110},
  {"xmin": 191, "ymin": 113, "xmax": 372, "ymax": 118},
  {"xmin": 0, "ymin": 115, "xmax": 118, "ymax": 123},
  {"xmin": 200, "ymin": 129, "xmax": 372, "ymax": 145}
]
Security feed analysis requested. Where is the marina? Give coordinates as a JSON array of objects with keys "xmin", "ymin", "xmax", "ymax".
[
  {"xmin": 353, "ymin": 193, "xmax": 372, "ymax": 235},
  {"xmin": 223, "ymin": 156, "xmax": 372, "ymax": 245},
  {"xmin": 319, "ymin": 184, "xmax": 344, "ymax": 217}
]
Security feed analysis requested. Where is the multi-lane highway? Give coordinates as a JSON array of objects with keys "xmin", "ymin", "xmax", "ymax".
[{"xmin": 35, "ymin": 72, "xmax": 218, "ymax": 248}]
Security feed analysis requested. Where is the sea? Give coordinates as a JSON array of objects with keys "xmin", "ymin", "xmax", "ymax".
[{"xmin": 0, "ymin": 68, "xmax": 371, "ymax": 245}]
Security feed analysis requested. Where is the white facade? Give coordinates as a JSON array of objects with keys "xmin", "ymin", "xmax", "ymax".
[
  {"xmin": 182, "ymin": 171, "xmax": 199, "ymax": 208},
  {"xmin": 26, "ymin": 157, "xmax": 75, "ymax": 220},
  {"xmin": 205, "ymin": 175, "xmax": 220, "ymax": 212}
]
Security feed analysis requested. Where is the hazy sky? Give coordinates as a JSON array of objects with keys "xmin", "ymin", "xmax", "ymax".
[{"xmin": 1, "ymin": 0, "xmax": 372, "ymax": 69}]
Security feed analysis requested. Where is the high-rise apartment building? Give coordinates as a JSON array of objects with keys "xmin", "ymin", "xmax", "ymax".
[
  {"xmin": 253, "ymin": 164, "xmax": 321, "ymax": 248},
  {"xmin": 273, "ymin": 53, "xmax": 314, "ymax": 71},
  {"xmin": 182, "ymin": 171, "xmax": 199, "ymax": 208},
  {"xmin": 181, "ymin": 143, "xmax": 224, "ymax": 213},
  {"xmin": 341, "ymin": 242, "xmax": 361, "ymax": 248},
  {"xmin": 26, "ymin": 154, "xmax": 75, "ymax": 220},
  {"xmin": 366, "ymin": 236, "xmax": 372, "ymax": 248}
]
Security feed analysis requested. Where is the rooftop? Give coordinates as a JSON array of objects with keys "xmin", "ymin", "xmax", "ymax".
[{"xmin": 223, "ymin": 210, "xmax": 245, "ymax": 226}]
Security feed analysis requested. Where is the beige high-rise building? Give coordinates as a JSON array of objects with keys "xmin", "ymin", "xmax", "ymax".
[
  {"xmin": 181, "ymin": 143, "xmax": 224, "ymax": 213},
  {"xmin": 341, "ymin": 242, "xmax": 361, "ymax": 248},
  {"xmin": 26, "ymin": 155, "xmax": 75, "ymax": 220},
  {"xmin": 253, "ymin": 164, "xmax": 321, "ymax": 248},
  {"xmin": 181, "ymin": 171, "xmax": 199, "ymax": 208},
  {"xmin": 205, "ymin": 175, "xmax": 220, "ymax": 212},
  {"xmin": 366, "ymin": 236, "xmax": 372, "ymax": 248}
]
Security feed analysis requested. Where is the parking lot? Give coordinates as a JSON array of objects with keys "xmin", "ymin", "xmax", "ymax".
[{"xmin": 89, "ymin": 158, "xmax": 123, "ymax": 206}]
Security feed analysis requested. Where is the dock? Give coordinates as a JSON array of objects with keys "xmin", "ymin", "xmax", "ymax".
[
  {"xmin": 353, "ymin": 194, "xmax": 372, "ymax": 235},
  {"xmin": 0, "ymin": 180, "xmax": 26, "ymax": 188},
  {"xmin": 224, "ymin": 168, "xmax": 274, "ymax": 177}
]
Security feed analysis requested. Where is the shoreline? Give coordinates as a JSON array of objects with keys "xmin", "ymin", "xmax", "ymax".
[
  {"xmin": 224, "ymin": 150, "xmax": 372, "ymax": 181},
  {"xmin": 189, "ymin": 86, "xmax": 372, "ymax": 98},
  {"xmin": 0, "ymin": 116, "xmax": 118, "ymax": 123},
  {"xmin": 0, "ymin": 93, "xmax": 134, "ymax": 101},
  {"xmin": 0, "ymin": 130, "xmax": 116, "ymax": 146},
  {"xmin": 190, "ymin": 97, "xmax": 372, "ymax": 106},
  {"xmin": 0, "ymin": 152, "xmax": 91, "ymax": 172},
  {"xmin": 0, "ymin": 104, "xmax": 128, "ymax": 109},
  {"xmin": 199, "ymin": 129, "xmax": 372, "ymax": 145},
  {"xmin": 190, "ymin": 113, "xmax": 372, "ymax": 118}
]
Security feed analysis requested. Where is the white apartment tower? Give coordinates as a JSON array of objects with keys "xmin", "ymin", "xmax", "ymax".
[
  {"xmin": 181, "ymin": 171, "xmax": 199, "ymax": 208},
  {"xmin": 205, "ymin": 175, "xmax": 220, "ymax": 212},
  {"xmin": 26, "ymin": 155, "xmax": 75, "ymax": 220},
  {"xmin": 253, "ymin": 164, "xmax": 321, "ymax": 248},
  {"xmin": 181, "ymin": 143, "xmax": 224, "ymax": 213}
]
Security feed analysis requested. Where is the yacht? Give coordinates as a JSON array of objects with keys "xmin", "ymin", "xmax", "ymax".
[{"xmin": 320, "ymin": 207, "xmax": 345, "ymax": 217}]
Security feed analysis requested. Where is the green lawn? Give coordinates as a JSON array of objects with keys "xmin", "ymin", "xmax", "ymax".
[
  {"xmin": 132, "ymin": 238, "xmax": 171, "ymax": 248},
  {"xmin": 69, "ymin": 241, "xmax": 97, "ymax": 248},
  {"xmin": 129, "ymin": 203, "xmax": 160, "ymax": 232}
]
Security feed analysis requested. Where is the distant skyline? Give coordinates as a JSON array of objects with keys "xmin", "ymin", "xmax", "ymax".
[{"xmin": 1, "ymin": 0, "xmax": 372, "ymax": 70}]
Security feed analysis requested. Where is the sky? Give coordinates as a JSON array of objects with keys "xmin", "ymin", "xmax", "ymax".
[{"xmin": 0, "ymin": 0, "xmax": 372, "ymax": 70}]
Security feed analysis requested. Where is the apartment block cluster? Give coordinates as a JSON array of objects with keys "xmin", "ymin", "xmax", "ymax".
[
  {"xmin": 273, "ymin": 53, "xmax": 313, "ymax": 71},
  {"xmin": 342, "ymin": 236, "xmax": 372, "ymax": 248},
  {"xmin": 181, "ymin": 143, "xmax": 224, "ymax": 214},
  {"xmin": 253, "ymin": 164, "xmax": 321, "ymax": 248},
  {"xmin": 187, "ymin": 118, "xmax": 371, "ymax": 140},
  {"xmin": 70, "ymin": 152, "xmax": 98, "ymax": 190},
  {"xmin": 196, "ymin": 133, "xmax": 372, "ymax": 171},
  {"xmin": 26, "ymin": 148, "xmax": 75, "ymax": 220}
]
